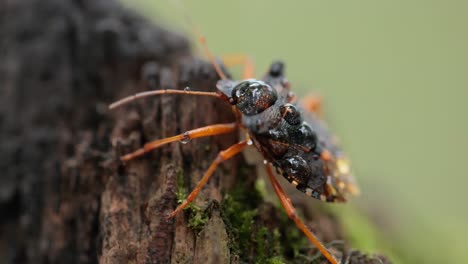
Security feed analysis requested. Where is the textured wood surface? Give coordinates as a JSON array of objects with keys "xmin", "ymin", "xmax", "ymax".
[{"xmin": 0, "ymin": 0, "xmax": 391, "ymax": 263}]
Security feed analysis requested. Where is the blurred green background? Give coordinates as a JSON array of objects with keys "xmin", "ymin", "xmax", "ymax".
[{"xmin": 122, "ymin": 1, "xmax": 468, "ymax": 263}]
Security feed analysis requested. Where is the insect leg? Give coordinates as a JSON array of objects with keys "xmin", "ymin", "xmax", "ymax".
[
  {"xmin": 300, "ymin": 94, "xmax": 323, "ymax": 117},
  {"xmin": 320, "ymin": 149, "xmax": 333, "ymax": 161},
  {"xmin": 120, "ymin": 123, "xmax": 237, "ymax": 161},
  {"xmin": 221, "ymin": 54, "xmax": 255, "ymax": 79},
  {"xmin": 109, "ymin": 89, "xmax": 224, "ymax": 110},
  {"xmin": 265, "ymin": 164, "xmax": 339, "ymax": 264},
  {"xmin": 169, "ymin": 140, "xmax": 248, "ymax": 218}
]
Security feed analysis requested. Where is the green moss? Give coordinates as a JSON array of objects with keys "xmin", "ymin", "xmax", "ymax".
[
  {"xmin": 220, "ymin": 179, "xmax": 304, "ymax": 263},
  {"xmin": 176, "ymin": 168, "xmax": 186, "ymax": 204},
  {"xmin": 221, "ymin": 178, "xmax": 401, "ymax": 263},
  {"xmin": 179, "ymin": 166, "xmax": 395, "ymax": 262},
  {"xmin": 186, "ymin": 205, "xmax": 210, "ymax": 231},
  {"xmin": 221, "ymin": 192, "xmax": 258, "ymax": 256},
  {"xmin": 254, "ymin": 227, "xmax": 286, "ymax": 264},
  {"xmin": 255, "ymin": 178, "xmax": 268, "ymax": 199},
  {"xmin": 175, "ymin": 167, "xmax": 209, "ymax": 231},
  {"xmin": 274, "ymin": 209, "xmax": 310, "ymax": 262},
  {"xmin": 255, "ymin": 226, "xmax": 269, "ymax": 260}
]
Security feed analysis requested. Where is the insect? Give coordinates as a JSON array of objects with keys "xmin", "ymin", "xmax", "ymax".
[{"xmin": 109, "ymin": 15, "xmax": 359, "ymax": 264}]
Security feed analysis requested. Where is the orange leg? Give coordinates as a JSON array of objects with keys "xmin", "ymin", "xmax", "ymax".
[
  {"xmin": 265, "ymin": 164, "xmax": 339, "ymax": 264},
  {"xmin": 320, "ymin": 149, "xmax": 333, "ymax": 162},
  {"xmin": 221, "ymin": 54, "xmax": 255, "ymax": 79},
  {"xmin": 301, "ymin": 94, "xmax": 323, "ymax": 117},
  {"xmin": 169, "ymin": 140, "xmax": 248, "ymax": 218},
  {"xmin": 120, "ymin": 123, "xmax": 237, "ymax": 161},
  {"xmin": 109, "ymin": 89, "xmax": 224, "ymax": 110}
]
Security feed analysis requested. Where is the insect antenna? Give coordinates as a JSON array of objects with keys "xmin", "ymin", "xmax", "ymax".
[
  {"xmin": 108, "ymin": 89, "xmax": 223, "ymax": 110},
  {"xmin": 171, "ymin": 0, "xmax": 227, "ymax": 80},
  {"xmin": 108, "ymin": 1, "xmax": 230, "ymax": 110}
]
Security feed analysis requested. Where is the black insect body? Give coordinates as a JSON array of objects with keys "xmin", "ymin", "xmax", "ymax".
[
  {"xmin": 217, "ymin": 62, "xmax": 358, "ymax": 202},
  {"xmin": 110, "ymin": 56, "xmax": 358, "ymax": 264}
]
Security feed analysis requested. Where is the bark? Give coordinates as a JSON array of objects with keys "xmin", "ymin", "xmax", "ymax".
[{"xmin": 0, "ymin": 0, "xmax": 391, "ymax": 263}]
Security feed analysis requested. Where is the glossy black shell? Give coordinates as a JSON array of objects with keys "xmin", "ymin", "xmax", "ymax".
[{"xmin": 217, "ymin": 62, "xmax": 358, "ymax": 202}]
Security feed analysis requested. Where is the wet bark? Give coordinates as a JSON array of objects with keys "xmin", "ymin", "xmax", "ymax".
[{"xmin": 0, "ymin": 0, "xmax": 391, "ymax": 263}]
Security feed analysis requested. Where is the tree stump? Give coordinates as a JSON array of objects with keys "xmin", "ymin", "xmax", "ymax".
[{"xmin": 0, "ymin": 0, "xmax": 391, "ymax": 263}]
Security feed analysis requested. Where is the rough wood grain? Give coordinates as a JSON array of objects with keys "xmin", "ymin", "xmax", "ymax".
[{"xmin": 0, "ymin": 0, "xmax": 391, "ymax": 263}]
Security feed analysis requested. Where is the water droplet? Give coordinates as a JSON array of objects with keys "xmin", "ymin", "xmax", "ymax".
[
  {"xmin": 263, "ymin": 160, "xmax": 268, "ymax": 165},
  {"xmin": 179, "ymin": 132, "xmax": 191, "ymax": 144},
  {"xmin": 247, "ymin": 140, "xmax": 253, "ymax": 146},
  {"xmin": 184, "ymin": 86, "xmax": 191, "ymax": 92}
]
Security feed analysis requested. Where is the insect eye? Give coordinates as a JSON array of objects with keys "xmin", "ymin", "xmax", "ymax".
[
  {"xmin": 280, "ymin": 103, "xmax": 302, "ymax": 126},
  {"xmin": 231, "ymin": 80, "xmax": 278, "ymax": 115}
]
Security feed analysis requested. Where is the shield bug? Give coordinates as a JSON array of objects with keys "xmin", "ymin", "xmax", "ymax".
[{"xmin": 109, "ymin": 12, "xmax": 359, "ymax": 264}]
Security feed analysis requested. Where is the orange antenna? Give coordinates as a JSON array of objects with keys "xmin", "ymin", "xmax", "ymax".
[{"xmin": 172, "ymin": 0, "xmax": 227, "ymax": 80}]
